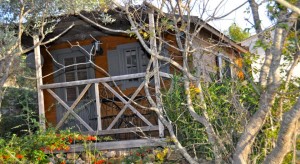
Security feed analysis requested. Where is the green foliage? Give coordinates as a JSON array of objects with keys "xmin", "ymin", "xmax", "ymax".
[
  {"xmin": 123, "ymin": 147, "xmax": 155, "ymax": 163},
  {"xmin": 162, "ymin": 75, "xmax": 300, "ymax": 162},
  {"xmin": 163, "ymin": 75, "xmax": 212, "ymax": 159},
  {"xmin": 250, "ymin": 80, "xmax": 300, "ymax": 163},
  {"xmin": 267, "ymin": 0, "xmax": 297, "ymax": 21},
  {"xmin": 254, "ymin": 39, "xmax": 270, "ymax": 51},
  {"xmin": 163, "ymin": 75, "xmax": 259, "ymax": 161},
  {"xmin": 0, "ymin": 87, "xmax": 38, "ymax": 137},
  {"xmin": 228, "ymin": 23, "xmax": 250, "ymax": 42},
  {"xmin": 0, "ymin": 128, "xmax": 104, "ymax": 163},
  {"xmin": 0, "ymin": 26, "xmax": 17, "ymax": 57}
]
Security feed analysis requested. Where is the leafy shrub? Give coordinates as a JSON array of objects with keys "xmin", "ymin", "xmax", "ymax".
[
  {"xmin": 162, "ymin": 75, "xmax": 259, "ymax": 161},
  {"xmin": 0, "ymin": 128, "xmax": 101, "ymax": 163},
  {"xmin": 0, "ymin": 87, "xmax": 38, "ymax": 137}
]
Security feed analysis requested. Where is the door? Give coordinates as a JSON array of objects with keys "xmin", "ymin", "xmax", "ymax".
[{"xmin": 52, "ymin": 47, "xmax": 97, "ymax": 131}]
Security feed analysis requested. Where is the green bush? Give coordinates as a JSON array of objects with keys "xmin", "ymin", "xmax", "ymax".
[
  {"xmin": 162, "ymin": 76, "xmax": 259, "ymax": 161},
  {"xmin": 0, "ymin": 87, "xmax": 38, "ymax": 137}
]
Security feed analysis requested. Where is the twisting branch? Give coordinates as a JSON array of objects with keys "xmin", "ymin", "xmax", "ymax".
[
  {"xmin": 275, "ymin": 0, "xmax": 300, "ymax": 14},
  {"xmin": 77, "ymin": 13, "xmax": 129, "ymax": 34}
]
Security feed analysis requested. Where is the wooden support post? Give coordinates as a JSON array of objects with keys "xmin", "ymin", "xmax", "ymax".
[
  {"xmin": 33, "ymin": 35, "xmax": 46, "ymax": 130},
  {"xmin": 149, "ymin": 11, "xmax": 164, "ymax": 137},
  {"xmin": 94, "ymin": 83, "xmax": 102, "ymax": 130}
]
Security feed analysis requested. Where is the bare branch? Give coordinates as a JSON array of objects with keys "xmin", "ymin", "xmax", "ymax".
[
  {"xmin": 275, "ymin": 0, "xmax": 300, "ymax": 14},
  {"xmin": 77, "ymin": 13, "xmax": 129, "ymax": 34}
]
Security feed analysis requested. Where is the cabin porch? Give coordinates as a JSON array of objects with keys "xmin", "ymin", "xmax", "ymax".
[{"xmin": 38, "ymin": 71, "xmax": 171, "ymax": 149}]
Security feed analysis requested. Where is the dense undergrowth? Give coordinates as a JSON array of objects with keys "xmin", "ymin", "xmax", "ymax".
[{"xmin": 163, "ymin": 75, "xmax": 300, "ymax": 163}]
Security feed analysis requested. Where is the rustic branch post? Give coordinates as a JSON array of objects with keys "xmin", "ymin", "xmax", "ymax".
[
  {"xmin": 33, "ymin": 35, "xmax": 46, "ymax": 130},
  {"xmin": 148, "ymin": 10, "xmax": 164, "ymax": 138},
  {"xmin": 94, "ymin": 83, "xmax": 102, "ymax": 131}
]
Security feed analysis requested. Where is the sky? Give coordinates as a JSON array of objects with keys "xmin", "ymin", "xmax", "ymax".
[
  {"xmin": 151, "ymin": 0, "xmax": 273, "ymax": 34},
  {"xmin": 195, "ymin": 0, "xmax": 273, "ymax": 34}
]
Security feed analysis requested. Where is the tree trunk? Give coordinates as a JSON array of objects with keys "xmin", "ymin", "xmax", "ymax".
[
  {"xmin": 233, "ymin": 27, "xmax": 285, "ymax": 163},
  {"xmin": 0, "ymin": 55, "xmax": 14, "ymax": 107},
  {"xmin": 264, "ymin": 97, "xmax": 300, "ymax": 163}
]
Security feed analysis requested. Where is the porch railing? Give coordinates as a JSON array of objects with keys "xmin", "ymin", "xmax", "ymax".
[{"xmin": 40, "ymin": 72, "xmax": 172, "ymax": 137}]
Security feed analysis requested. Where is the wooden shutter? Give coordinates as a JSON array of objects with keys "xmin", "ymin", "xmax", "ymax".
[
  {"xmin": 107, "ymin": 50, "xmax": 121, "ymax": 76},
  {"xmin": 159, "ymin": 47, "xmax": 170, "ymax": 73}
]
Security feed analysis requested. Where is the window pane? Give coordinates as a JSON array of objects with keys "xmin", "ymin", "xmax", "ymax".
[
  {"xmin": 65, "ymin": 72, "xmax": 75, "ymax": 82},
  {"xmin": 125, "ymin": 49, "xmax": 138, "ymax": 72},
  {"xmin": 223, "ymin": 60, "xmax": 231, "ymax": 78},
  {"xmin": 66, "ymin": 87, "xmax": 76, "ymax": 102},
  {"xmin": 77, "ymin": 71, "xmax": 88, "ymax": 80},
  {"xmin": 132, "ymin": 55, "xmax": 137, "ymax": 66},
  {"xmin": 64, "ymin": 58, "xmax": 74, "ymax": 71},
  {"xmin": 126, "ymin": 55, "xmax": 131, "ymax": 65},
  {"xmin": 76, "ymin": 56, "xmax": 87, "ymax": 70}
]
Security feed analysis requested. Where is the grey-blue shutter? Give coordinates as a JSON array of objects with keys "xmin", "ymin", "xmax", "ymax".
[
  {"xmin": 107, "ymin": 50, "xmax": 123, "ymax": 86},
  {"xmin": 107, "ymin": 50, "xmax": 120, "ymax": 76},
  {"xmin": 159, "ymin": 47, "xmax": 170, "ymax": 73}
]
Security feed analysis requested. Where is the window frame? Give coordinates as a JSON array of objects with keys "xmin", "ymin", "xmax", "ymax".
[
  {"xmin": 107, "ymin": 42, "xmax": 170, "ymax": 89},
  {"xmin": 216, "ymin": 53, "xmax": 233, "ymax": 80},
  {"xmin": 108, "ymin": 42, "xmax": 150, "ymax": 89},
  {"xmin": 52, "ymin": 45, "xmax": 95, "ymax": 103}
]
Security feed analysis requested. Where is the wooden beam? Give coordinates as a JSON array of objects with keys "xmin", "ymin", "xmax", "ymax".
[
  {"xmin": 107, "ymin": 81, "xmax": 145, "ymax": 130},
  {"xmin": 33, "ymin": 35, "xmax": 46, "ymax": 130},
  {"xmin": 55, "ymin": 84, "xmax": 92, "ymax": 130},
  {"xmin": 47, "ymin": 138, "xmax": 166, "ymax": 153},
  {"xmin": 41, "ymin": 73, "xmax": 148, "ymax": 89},
  {"xmin": 102, "ymin": 82, "xmax": 153, "ymax": 127},
  {"xmin": 159, "ymin": 72, "xmax": 173, "ymax": 78},
  {"xmin": 84, "ymin": 126, "xmax": 160, "ymax": 135},
  {"xmin": 149, "ymin": 11, "xmax": 164, "ymax": 138},
  {"xmin": 94, "ymin": 83, "xmax": 102, "ymax": 130},
  {"xmin": 46, "ymin": 88, "xmax": 94, "ymax": 131}
]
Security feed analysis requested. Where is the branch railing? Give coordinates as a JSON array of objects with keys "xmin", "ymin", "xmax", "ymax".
[{"xmin": 41, "ymin": 72, "xmax": 172, "ymax": 136}]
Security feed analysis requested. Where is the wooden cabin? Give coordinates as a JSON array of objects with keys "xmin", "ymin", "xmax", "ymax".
[{"xmin": 26, "ymin": 9, "xmax": 248, "ymax": 150}]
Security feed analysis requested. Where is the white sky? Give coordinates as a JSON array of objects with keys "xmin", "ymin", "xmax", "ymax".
[
  {"xmin": 195, "ymin": 0, "xmax": 273, "ymax": 34},
  {"xmin": 152, "ymin": 0, "xmax": 273, "ymax": 34}
]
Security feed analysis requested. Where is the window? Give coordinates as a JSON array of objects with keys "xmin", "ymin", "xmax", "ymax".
[
  {"xmin": 107, "ymin": 42, "xmax": 169, "ymax": 89},
  {"xmin": 52, "ymin": 46, "xmax": 95, "ymax": 103},
  {"xmin": 63, "ymin": 56, "xmax": 89, "ymax": 102},
  {"xmin": 107, "ymin": 43, "xmax": 148, "ymax": 89},
  {"xmin": 52, "ymin": 46, "xmax": 97, "ymax": 130},
  {"xmin": 216, "ymin": 54, "xmax": 232, "ymax": 80}
]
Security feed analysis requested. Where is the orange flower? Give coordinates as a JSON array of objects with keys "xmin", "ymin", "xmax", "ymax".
[
  {"xmin": 63, "ymin": 146, "xmax": 70, "ymax": 151},
  {"xmin": 90, "ymin": 136, "xmax": 97, "ymax": 141},
  {"xmin": 16, "ymin": 154, "xmax": 24, "ymax": 159},
  {"xmin": 87, "ymin": 135, "xmax": 97, "ymax": 141},
  {"xmin": 68, "ymin": 137, "xmax": 73, "ymax": 144},
  {"xmin": 94, "ymin": 159, "xmax": 106, "ymax": 164},
  {"xmin": 76, "ymin": 135, "xmax": 83, "ymax": 141}
]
